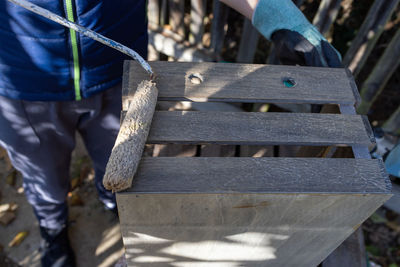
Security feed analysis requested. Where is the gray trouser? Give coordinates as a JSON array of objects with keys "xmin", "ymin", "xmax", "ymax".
[{"xmin": 0, "ymin": 85, "xmax": 121, "ymax": 229}]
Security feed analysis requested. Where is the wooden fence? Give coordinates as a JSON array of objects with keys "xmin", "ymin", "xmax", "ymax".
[{"xmin": 147, "ymin": 0, "xmax": 400, "ymax": 132}]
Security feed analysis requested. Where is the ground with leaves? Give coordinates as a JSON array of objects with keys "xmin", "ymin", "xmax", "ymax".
[{"xmin": 0, "ymin": 137, "xmax": 124, "ymax": 267}]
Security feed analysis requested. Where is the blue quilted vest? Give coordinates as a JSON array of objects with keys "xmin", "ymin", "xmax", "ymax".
[{"xmin": 0, "ymin": 0, "xmax": 148, "ymax": 101}]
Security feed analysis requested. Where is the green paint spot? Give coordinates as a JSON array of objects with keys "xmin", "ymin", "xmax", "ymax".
[{"xmin": 283, "ymin": 77, "xmax": 297, "ymax": 88}]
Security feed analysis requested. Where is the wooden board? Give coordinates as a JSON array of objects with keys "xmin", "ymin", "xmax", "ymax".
[
  {"xmin": 189, "ymin": 0, "xmax": 206, "ymax": 45},
  {"xmin": 121, "ymin": 111, "xmax": 373, "ymax": 146},
  {"xmin": 124, "ymin": 157, "xmax": 390, "ymax": 194},
  {"xmin": 210, "ymin": 1, "xmax": 229, "ymax": 56},
  {"xmin": 118, "ymin": 61, "xmax": 390, "ymax": 266},
  {"xmin": 236, "ymin": 19, "xmax": 259, "ymax": 63},
  {"xmin": 117, "ymin": 193, "xmax": 390, "ymax": 267},
  {"xmin": 322, "ymin": 228, "xmax": 367, "ymax": 267},
  {"xmin": 122, "ymin": 61, "xmax": 359, "ymax": 109},
  {"xmin": 169, "ymin": 0, "xmax": 185, "ymax": 37}
]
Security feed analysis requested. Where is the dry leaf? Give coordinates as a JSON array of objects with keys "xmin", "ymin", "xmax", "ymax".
[
  {"xmin": 9, "ymin": 231, "xmax": 29, "ymax": 247},
  {"xmin": 0, "ymin": 148, "xmax": 13, "ymax": 172},
  {"xmin": 70, "ymin": 177, "xmax": 80, "ymax": 190},
  {"xmin": 0, "ymin": 203, "xmax": 18, "ymax": 213},
  {"xmin": 386, "ymin": 221, "xmax": 400, "ymax": 233},
  {"xmin": 0, "ymin": 211, "xmax": 16, "ymax": 226},
  {"xmin": 163, "ymin": 24, "xmax": 172, "ymax": 31},
  {"xmin": 68, "ymin": 191, "xmax": 84, "ymax": 206},
  {"xmin": 0, "ymin": 147, "xmax": 6, "ymax": 159},
  {"xmin": 5, "ymin": 170, "xmax": 17, "ymax": 186}
]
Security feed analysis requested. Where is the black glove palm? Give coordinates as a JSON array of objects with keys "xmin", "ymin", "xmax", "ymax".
[{"xmin": 271, "ymin": 29, "xmax": 342, "ymax": 68}]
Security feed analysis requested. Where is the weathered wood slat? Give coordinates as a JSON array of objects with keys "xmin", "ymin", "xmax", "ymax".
[
  {"xmin": 168, "ymin": 0, "xmax": 185, "ymax": 37},
  {"xmin": 343, "ymin": 0, "xmax": 400, "ymax": 76},
  {"xmin": 121, "ymin": 111, "xmax": 373, "ymax": 146},
  {"xmin": 147, "ymin": 0, "xmax": 160, "ymax": 26},
  {"xmin": 160, "ymin": 0, "xmax": 168, "ymax": 26},
  {"xmin": 236, "ymin": 19, "xmax": 260, "ymax": 63},
  {"xmin": 189, "ymin": 0, "xmax": 206, "ymax": 45},
  {"xmin": 118, "ymin": 60, "xmax": 390, "ymax": 267},
  {"xmin": 357, "ymin": 27, "xmax": 400, "ymax": 114},
  {"xmin": 339, "ymin": 104, "xmax": 372, "ymax": 159},
  {"xmin": 321, "ymin": 228, "xmax": 367, "ymax": 267},
  {"xmin": 147, "ymin": 0, "xmax": 161, "ymax": 60},
  {"xmin": 210, "ymin": 1, "xmax": 229, "ymax": 57},
  {"xmin": 312, "ymin": 0, "xmax": 342, "ymax": 36},
  {"xmin": 383, "ymin": 105, "xmax": 400, "ymax": 135},
  {"xmin": 123, "ymin": 61, "xmax": 358, "ymax": 106},
  {"xmin": 118, "ymin": 193, "xmax": 389, "ymax": 267},
  {"xmin": 147, "ymin": 32, "xmax": 212, "ymax": 63},
  {"xmin": 123, "ymin": 157, "xmax": 390, "ymax": 194}
]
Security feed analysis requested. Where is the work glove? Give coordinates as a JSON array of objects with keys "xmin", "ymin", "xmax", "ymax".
[
  {"xmin": 385, "ymin": 143, "xmax": 400, "ymax": 178},
  {"xmin": 252, "ymin": 0, "xmax": 342, "ymax": 68}
]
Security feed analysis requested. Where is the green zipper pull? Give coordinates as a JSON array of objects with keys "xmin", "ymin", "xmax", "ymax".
[{"xmin": 65, "ymin": 0, "xmax": 81, "ymax": 101}]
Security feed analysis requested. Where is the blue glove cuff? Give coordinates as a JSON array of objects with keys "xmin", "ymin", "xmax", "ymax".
[
  {"xmin": 385, "ymin": 143, "xmax": 400, "ymax": 178},
  {"xmin": 252, "ymin": 0, "xmax": 323, "ymax": 47}
]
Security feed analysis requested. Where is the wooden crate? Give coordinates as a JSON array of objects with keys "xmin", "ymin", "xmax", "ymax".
[{"xmin": 117, "ymin": 61, "xmax": 391, "ymax": 267}]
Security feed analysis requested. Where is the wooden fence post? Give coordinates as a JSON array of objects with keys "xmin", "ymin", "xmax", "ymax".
[
  {"xmin": 343, "ymin": 0, "xmax": 400, "ymax": 76},
  {"xmin": 190, "ymin": 0, "xmax": 207, "ymax": 45},
  {"xmin": 210, "ymin": 1, "xmax": 229, "ymax": 58},
  {"xmin": 357, "ymin": 27, "xmax": 400, "ymax": 114},
  {"xmin": 148, "ymin": 0, "xmax": 160, "ymax": 25},
  {"xmin": 382, "ymin": 106, "xmax": 400, "ymax": 135},
  {"xmin": 312, "ymin": 0, "xmax": 342, "ymax": 36},
  {"xmin": 160, "ymin": 0, "xmax": 168, "ymax": 26},
  {"xmin": 148, "ymin": 0, "xmax": 161, "ymax": 61},
  {"xmin": 236, "ymin": 19, "xmax": 260, "ymax": 63},
  {"xmin": 169, "ymin": 0, "xmax": 185, "ymax": 37}
]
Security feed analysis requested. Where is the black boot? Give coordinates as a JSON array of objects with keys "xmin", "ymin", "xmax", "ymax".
[{"xmin": 39, "ymin": 225, "xmax": 76, "ymax": 267}]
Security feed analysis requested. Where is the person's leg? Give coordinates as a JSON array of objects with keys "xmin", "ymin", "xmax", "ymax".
[
  {"xmin": 77, "ymin": 85, "xmax": 122, "ymax": 209},
  {"xmin": 0, "ymin": 96, "xmax": 77, "ymax": 228},
  {"xmin": 0, "ymin": 95, "xmax": 78, "ymax": 266}
]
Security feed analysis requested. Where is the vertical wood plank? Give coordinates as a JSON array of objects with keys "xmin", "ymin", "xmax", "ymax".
[
  {"xmin": 357, "ymin": 27, "xmax": 400, "ymax": 114},
  {"xmin": 236, "ymin": 19, "xmax": 260, "ymax": 63},
  {"xmin": 321, "ymin": 228, "xmax": 367, "ymax": 267},
  {"xmin": 343, "ymin": 0, "xmax": 400, "ymax": 76},
  {"xmin": 148, "ymin": 31, "xmax": 212, "ymax": 61},
  {"xmin": 210, "ymin": 0, "xmax": 229, "ymax": 58},
  {"xmin": 148, "ymin": 0, "xmax": 160, "ymax": 26},
  {"xmin": 382, "ymin": 106, "xmax": 400, "ymax": 135},
  {"xmin": 312, "ymin": 0, "xmax": 342, "ymax": 36},
  {"xmin": 148, "ymin": 0, "xmax": 161, "ymax": 60},
  {"xmin": 189, "ymin": 0, "xmax": 207, "ymax": 45},
  {"xmin": 169, "ymin": 0, "xmax": 185, "ymax": 37},
  {"xmin": 160, "ymin": 0, "xmax": 168, "ymax": 26}
]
